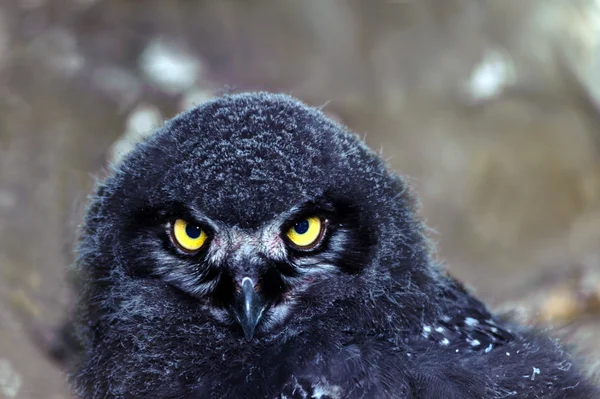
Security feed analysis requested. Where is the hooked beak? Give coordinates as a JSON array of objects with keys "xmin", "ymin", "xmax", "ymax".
[{"xmin": 231, "ymin": 277, "xmax": 266, "ymax": 340}]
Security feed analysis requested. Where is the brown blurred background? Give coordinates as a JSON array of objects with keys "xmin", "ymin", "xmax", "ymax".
[{"xmin": 2, "ymin": 1, "xmax": 600, "ymax": 397}]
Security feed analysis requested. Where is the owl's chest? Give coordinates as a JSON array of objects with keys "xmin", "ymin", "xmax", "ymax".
[
  {"xmin": 185, "ymin": 333, "xmax": 386, "ymax": 399},
  {"xmin": 189, "ymin": 337, "xmax": 309, "ymax": 395}
]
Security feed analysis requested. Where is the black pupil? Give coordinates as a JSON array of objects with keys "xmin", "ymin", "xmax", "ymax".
[
  {"xmin": 294, "ymin": 219, "xmax": 310, "ymax": 235},
  {"xmin": 185, "ymin": 224, "xmax": 202, "ymax": 239}
]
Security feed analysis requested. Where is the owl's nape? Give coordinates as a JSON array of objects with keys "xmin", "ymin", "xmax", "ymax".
[{"xmin": 69, "ymin": 92, "xmax": 599, "ymax": 398}]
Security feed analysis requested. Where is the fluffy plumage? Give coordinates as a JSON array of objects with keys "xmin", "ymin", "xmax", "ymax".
[{"xmin": 70, "ymin": 92, "xmax": 599, "ymax": 398}]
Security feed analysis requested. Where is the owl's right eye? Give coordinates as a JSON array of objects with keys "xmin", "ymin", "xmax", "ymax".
[{"xmin": 170, "ymin": 219, "xmax": 208, "ymax": 253}]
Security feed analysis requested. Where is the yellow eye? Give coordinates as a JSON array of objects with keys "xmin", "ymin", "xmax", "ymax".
[
  {"xmin": 285, "ymin": 216, "xmax": 324, "ymax": 249},
  {"xmin": 171, "ymin": 219, "xmax": 208, "ymax": 252}
]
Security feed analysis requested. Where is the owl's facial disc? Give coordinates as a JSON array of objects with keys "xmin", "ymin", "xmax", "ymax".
[{"xmin": 155, "ymin": 198, "xmax": 372, "ymax": 339}]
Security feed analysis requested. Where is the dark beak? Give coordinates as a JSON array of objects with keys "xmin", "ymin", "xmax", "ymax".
[{"xmin": 232, "ymin": 278, "xmax": 266, "ymax": 340}]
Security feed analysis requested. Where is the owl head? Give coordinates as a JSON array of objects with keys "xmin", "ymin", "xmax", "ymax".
[{"xmin": 77, "ymin": 92, "xmax": 436, "ymax": 343}]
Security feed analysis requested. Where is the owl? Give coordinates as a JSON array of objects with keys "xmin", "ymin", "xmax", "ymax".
[{"xmin": 70, "ymin": 92, "xmax": 599, "ymax": 398}]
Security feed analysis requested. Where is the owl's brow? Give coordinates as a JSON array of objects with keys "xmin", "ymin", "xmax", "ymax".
[
  {"xmin": 270, "ymin": 195, "xmax": 336, "ymax": 229},
  {"xmin": 183, "ymin": 207, "xmax": 221, "ymax": 231}
]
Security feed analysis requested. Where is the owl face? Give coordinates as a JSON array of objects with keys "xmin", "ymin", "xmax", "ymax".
[
  {"xmin": 146, "ymin": 196, "xmax": 370, "ymax": 339},
  {"xmin": 80, "ymin": 93, "xmax": 428, "ymax": 341}
]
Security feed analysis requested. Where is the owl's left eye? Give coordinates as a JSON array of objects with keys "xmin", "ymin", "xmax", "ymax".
[
  {"xmin": 170, "ymin": 219, "xmax": 208, "ymax": 253},
  {"xmin": 285, "ymin": 216, "xmax": 326, "ymax": 250}
]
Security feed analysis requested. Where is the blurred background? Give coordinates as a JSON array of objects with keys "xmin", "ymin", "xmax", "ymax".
[{"xmin": 1, "ymin": 0, "xmax": 600, "ymax": 397}]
